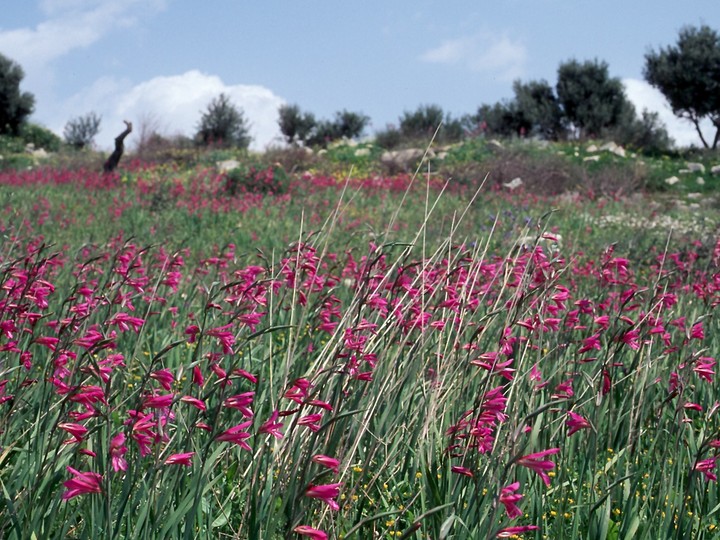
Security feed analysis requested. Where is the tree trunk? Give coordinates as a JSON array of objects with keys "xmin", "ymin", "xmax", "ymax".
[
  {"xmin": 103, "ymin": 121, "xmax": 132, "ymax": 173},
  {"xmin": 691, "ymin": 117, "xmax": 710, "ymax": 149}
]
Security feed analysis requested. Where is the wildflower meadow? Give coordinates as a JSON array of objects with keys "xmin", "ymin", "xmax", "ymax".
[{"xmin": 0, "ymin": 146, "xmax": 718, "ymax": 540}]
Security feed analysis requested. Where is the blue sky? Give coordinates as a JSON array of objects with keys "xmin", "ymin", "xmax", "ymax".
[{"xmin": 2, "ymin": 0, "xmax": 718, "ymax": 150}]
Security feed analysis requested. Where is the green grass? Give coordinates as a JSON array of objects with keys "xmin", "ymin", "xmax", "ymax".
[{"xmin": 0, "ymin": 153, "xmax": 718, "ymax": 539}]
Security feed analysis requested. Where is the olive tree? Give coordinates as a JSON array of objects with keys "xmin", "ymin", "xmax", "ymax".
[{"xmin": 644, "ymin": 25, "xmax": 720, "ymax": 149}]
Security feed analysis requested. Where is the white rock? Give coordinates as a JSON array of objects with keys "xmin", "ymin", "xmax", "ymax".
[
  {"xmin": 586, "ymin": 144, "xmax": 599, "ymax": 153},
  {"xmin": 599, "ymin": 141, "xmax": 626, "ymax": 157},
  {"xmin": 436, "ymin": 151, "xmax": 448, "ymax": 160},
  {"xmin": 32, "ymin": 148, "xmax": 48, "ymax": 159},
  {"xmin": 354, "ymin": 148, "xmax": 370, "ymax": 157},
  {"xmin": 665, "ymin": 176, "xmax": 680, "ymax": 186},
  {"xmin": 217, "ymin": 159, "xmax": 240, "ymax": 172},
  {"xmin": 710, "ymin": 164, "xmax": 720, "ymax": 175},
  {"xmin": 686, "ymin": 162, "xmax": 705, "ymax": 173},
  {"xmin": 503, "ymin": 177, "xmax": 523, "ymax": 190},
  {"xmin": 687, "ymin": 192, "xmax": 702, "ymax": 200},
  {"xmin": 697, "ymin": 177, "xmax": 705, "ymax": 186},
  {"xmin": 487, "ymin": 139, "xmax": 504, "ymax": 149},
  {"xmin": 583, "ymin": 155, "xmax": 600, "ymax": 162},
  {"xmin": 380, "ymin": 148, "xmax": 426, "ymax": 166}
]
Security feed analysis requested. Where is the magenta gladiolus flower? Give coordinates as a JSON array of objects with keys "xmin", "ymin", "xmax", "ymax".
[
  {"xmin": 694, "ymin": 357, "xmax": 716, "ymax": 383},
  {"xmin": 150, "ymin": 369, "xmax": 175, "ymax": 390},
  {"xmin": 216, "ymin": 421, "xmax": 253, "ymax": 452},
  {"xmin": 62, "ymin": 466, "xmax": 103, "ymax": 500},
  {"xmin": 164, "ymin": 452, "xmax": 194, "ymax": 466},
  {"xmin": 180, "ymin": 395, "xmax": 206, "ymax": 411},
  {"xmin": 259, "ymin": 410, "xmax": 284, "ymax": 439},
  {"xmin": 223, "ymin": 392, "xmax": 254, "ymax": 418},
  {"xmin": 516, "ymin": 448, "xmax": 560, "ymax": 486},
  {"xmin": 304, "ymin": 482, "xmax": 342, "ymax": 511},
  {"xmin": 58, "ymin": 422, "xmax": 88, "ymax": 444},
  {"xmin": 143, "ymin": 393, "xmax": 174, "ymax": 409},
  {"xmin": 694, "ymin": 457, "xmax": 717, "ymax": 481},
  {"xmin": 451, "ymin": 465, "xmax": 474, "ymax": 478},
  {"xmin": 566, "ymin": 411, "xmax": 592, "ymax": 436},
  {"xmin": 298, "ymin": 413, "xmax": 323, "ymax": 432},
  {"xmin": 499, "ymin": 481, "xmax": 524, "ymax": 518},
  {"xmin": 110, "ymin": 432, "xmax": 128, "ymax": 472},
  {"xmin": 294, "ymin": 525, "xmax": 328, "ymax": 540},
  {"xmin": 312, "ymin": 454, "xmax": 340, "ymax": 473},
  {"xmin": 496, "ymin": 525, "xmax": 539, "ymax": 537}
]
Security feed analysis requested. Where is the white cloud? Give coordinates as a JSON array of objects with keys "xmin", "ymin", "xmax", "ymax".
[
  {"xmin": 421, "ymin": 33, "xmax": 527, "ymax": 81},
  {"xmin": 60, "ymin": 70, "xmax": 285, "ymax": 151},
  {"xmin": 623, "ymin": 78, "xmax": 715, "ymax": 148}
]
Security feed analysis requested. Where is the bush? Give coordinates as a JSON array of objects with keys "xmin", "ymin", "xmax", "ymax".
[
  {"xmin": 224, "ymin": 162, "xmax": 290, "ymax": 195},
  {"xmin": 196, "ymin": 93, "xmax": 251, "ymax": 149},
  {"xmin": 20, "ymin": 123, "xmax": 62, "ymax": 152},
  {"xmin": 373, "ymin": 125, "xmax": 403, "ymax": 149},
  {"xmin": 0, "ymin": 53, "xmax": 34, "ymax": 135},
  {"xmin": 63, "ymin": 112, "xmax": 101, "ymax": 149}
]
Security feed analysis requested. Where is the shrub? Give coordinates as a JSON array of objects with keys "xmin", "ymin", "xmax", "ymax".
[
  {"xmin": 63, "ymin": 112, "xmax": 101, "ymax": 149},
  {"xmin": 224, "ymin": 162, "xmax": 290, "ymax": 195},
  {"xmin": 196, "ymin": 93, "xmax": 252, "ymax": 149},
  {"xmin": 0, "ymin": 53, "xmax": 34, "ymax": 135}
]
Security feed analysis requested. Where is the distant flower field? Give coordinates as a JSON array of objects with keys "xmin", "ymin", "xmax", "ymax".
[{"xmin": 0, "ymin": 162, "xmax": 718, "ymax": 539}]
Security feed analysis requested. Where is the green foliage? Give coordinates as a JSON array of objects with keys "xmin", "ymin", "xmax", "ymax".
[
  {"xmin": 224, "ymin": 162, "xmax": 289, "ymax": 195},
  {"xmin": 473, "ymin": 101, "xmax": 526, "ymax": 138},
  {"xmin": 20, "ymin": 123, "xmax": 62, "ymax": 152},
  {"xmin": 196, "ymin": 93, "xmax": 252, "ymax": 149},
  {"xmin": 513, "ymin": 79, "xmax": 566, "ymax": 140},
  {"xmin": 373, "ymin": 124, "xmax": 403, "ymax": 149},
  {"xmin": 330, "ymin": 109, "xmax": 370, "ymax": 140},
  {"xmin": 278, "ymin": 103, "xmax": 316, "ymax": 145},
  {"xmin": 63, "ymin": 112, "xmax": 102, "ymax": 149},
  {"xmin": 644, "ymin": 24, "xmax": 720, "ymax": 149},
  {"xmin": 605, "ymin": 106, "xmax": 673, "ymax": 155},
  {"xmin": 398, "ymin": 104, "xmax": 465, "ymax": 144},
  {"xmin": 278, "ymin": 105, "xmax": 369, "ymax": 148},
  {"xmin": 556, "ymin": 58, "xmax": 628, "ymax": 138},
  {"xmin": 0, "ymin": 53, "xmax": 34, "ymax": 135}
]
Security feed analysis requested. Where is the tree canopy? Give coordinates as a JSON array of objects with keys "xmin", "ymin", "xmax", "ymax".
[
  {"xmin": 644, "ymin": 25, "xmax": 720, "ymax": 149},
  {"xmin": 0, "ymin": 53, "xmax": 35, "ymax": 135},
  {"xmin": 196, "ymin": 93, "xmax": 252, "ymax": 149}
]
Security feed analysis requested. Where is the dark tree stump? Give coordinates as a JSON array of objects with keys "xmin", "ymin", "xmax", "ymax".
[{"xmin": 103, "ymin": 120, "xmax": 132, "ymax": 173}]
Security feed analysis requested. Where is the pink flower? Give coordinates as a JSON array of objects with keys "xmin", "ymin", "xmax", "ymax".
[
  {"xmin": 180, "ymin": 395, "xmax": 206, "ymax": 411},
  {"xmin": 216, "ymin": 421, "xmax": 253, "ymax": 452},
  {"xmin": 694, "ymin": 357, "xmax": 716, "ymax": 383},
  {"xmin": 164, "ymin": 452, "xmax": 194, "ymax": 466},
  {"xmin": 58, "ymin": 422, "xmax": 88, "ymax": 444},
  {"xmin": 499, "ymin": 481, "xmax": 524, "ymax": 519},
  {"xmin": 150, "ymin": 369, "xmax": 175, "ymax": 391},
  {"xmin": 312, "ymin": 454, "xmax": 340, "ymax": 473},
  {"xmin": 516, "ymin": 448, "xmax": 560, "ymax": 486},
  {"xmin": 143, "ymin": 393, "xmax": 174, "ymax": 409},
  {"xmin": 223, "ymin": 392, "xmax": 254, "ymax": 418},
  {"xmin": 70, "ymin": 385, "xmax": 106, "ymax": 405},
  {"xmin": 62, "ymin": 466, "xmax": 103, "ymax": 500},
  {"xmin": 298, "ymin": 413, "xmax": 323, "ymax": 432},
  {"xmin": 450, "ymin": 465, "xmax": 474, "ymax": 478},
  {"xmin": 110, "ymin": 432, "xmax": 128, "ymax": 472},
  {"xmin": 690, "ymin": 322, "xmax": 704, "ymax": 340},
  {"xmin": 694, "ymin": 457, "xmax": 717, "ymax": 481},
  {"xmin": 259, "ymin": 410, "xmax": 283, "ymax": 439},
  {"xmin": 496, "ymin": 525, "xmax": 539, "ymax": 537},
  {"xmin": 566, "ymin": 411, "xmax": 592, "ymax": 436},
  {"xmin": 304, "ymin": 482, "xmax": 342, "ymax": 511},
  {"xmin": 293, "ymin": 525, "xmax": 328, "ymax": 540}
]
